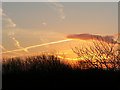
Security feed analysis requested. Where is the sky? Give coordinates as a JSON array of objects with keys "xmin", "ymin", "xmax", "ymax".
[{"xmin": 1, "ymin": 2, "xmax": 118, "ymax": 58}]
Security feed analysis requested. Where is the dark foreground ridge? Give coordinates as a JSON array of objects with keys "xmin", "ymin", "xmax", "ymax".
[
  {"xmin": 2, "ymin": 55, "xmax": 120, "ymax": 89},
  {"xmin": 3, "ymin": 70, "xmax": 120, "ymax": 89}
]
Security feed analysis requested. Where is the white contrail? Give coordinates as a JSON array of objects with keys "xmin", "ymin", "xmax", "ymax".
[
  {"xmin": 1, "ymin": 39, "xmax": 72, "ymax": 54},
  {"xmin": 0, "ymin": 45, "xmax": 21, "ymax": 55},
  {"xmin": 0, "ymin": 45, "xmax": 6, "ymax": 51}
]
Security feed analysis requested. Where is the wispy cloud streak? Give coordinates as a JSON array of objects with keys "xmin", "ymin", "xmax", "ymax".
[
  {"xmin": 1, "ymin": 8, "xmax": 16, "ymax": 28},
  {"xmin": 48, "ymin": 2, "xmax": 66, "ymax": 20},
  {"xmin": 8, "ymin": 32, "xmax": 28, "ymax": 52}
]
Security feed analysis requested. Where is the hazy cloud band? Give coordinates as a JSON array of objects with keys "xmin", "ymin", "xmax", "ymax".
[{"xmin": 66, "ymin": 33, "xmax": 118, "ymax": 44}]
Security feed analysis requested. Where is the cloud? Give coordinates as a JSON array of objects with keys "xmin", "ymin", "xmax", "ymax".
[
  {"xmin": 42, "ymin": 22, "xmax": 47, "ymax": 26},
  {"xmin": 4, "ymin": 18, "xmax": 16, "ymax": 28},
  {"xmin": 1, "ymin": 8, "xmax": 16, "ymax": 28},
  {"xmin": 8, "ymin": 32, "xmax": 21, "ymax": 48},
  {"xmin": 11, "ymin": 37, "xmax": 22, "ymax": 48},
  {"xmin": 8, "ymin": 32, "xmax": 28, "ymax": 52},
  {"xmin": 49, "ymin": 2, "xmax": 66, "ymax": 20},
  {"xmin": 66, "ymin": 33, "xmax": 118, "ymax": 44},
  {"xmin": 0, "ymin": 8, "xmax": 6, "ymax": 17}
]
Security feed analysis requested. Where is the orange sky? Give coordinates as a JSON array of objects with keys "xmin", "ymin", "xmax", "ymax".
[{"xmin": 1, "ymin": 2, "xmax": 118, "ymax": 59}]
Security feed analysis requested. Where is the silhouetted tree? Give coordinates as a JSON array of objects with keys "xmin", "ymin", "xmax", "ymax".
[{"xmin": 72, "ymin": 37, "xmax": 120, "ymax": 71}]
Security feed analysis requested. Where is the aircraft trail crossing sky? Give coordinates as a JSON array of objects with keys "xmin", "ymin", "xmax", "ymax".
[{"xmin": 1, "ymin": 39, "xmax": 72, "ymax": 54}]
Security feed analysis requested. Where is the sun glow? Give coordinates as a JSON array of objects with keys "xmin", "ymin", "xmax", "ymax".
[{"xmin": 57, "ymin": 55, "xmax": 79, "ymax": 61}]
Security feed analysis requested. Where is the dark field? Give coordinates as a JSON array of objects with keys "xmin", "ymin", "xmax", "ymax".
[
  {"xmin": 3, "ymin": 70, "xmax": 120, "ymax": 89},
  {"xmin": 2, "ymin": 55, "xmax": 120, "ymax": 89}
]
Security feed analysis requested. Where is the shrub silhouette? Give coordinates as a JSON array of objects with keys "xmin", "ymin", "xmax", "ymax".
[{"xmin": 2, "ymin": 54, "xmax": 73, "ymax": 74}]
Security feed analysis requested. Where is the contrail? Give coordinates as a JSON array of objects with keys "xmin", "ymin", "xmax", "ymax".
[
  {"xmin": 1, "ymin": 39, "xmax": 72, "ymax": 54},
  {"xmin": 0, "ymin": 45, "xmax": 22, "ymax": 55},
  {"xmin": 0, "ymin": 45, "xmax": 6, "ymax": 51}
]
